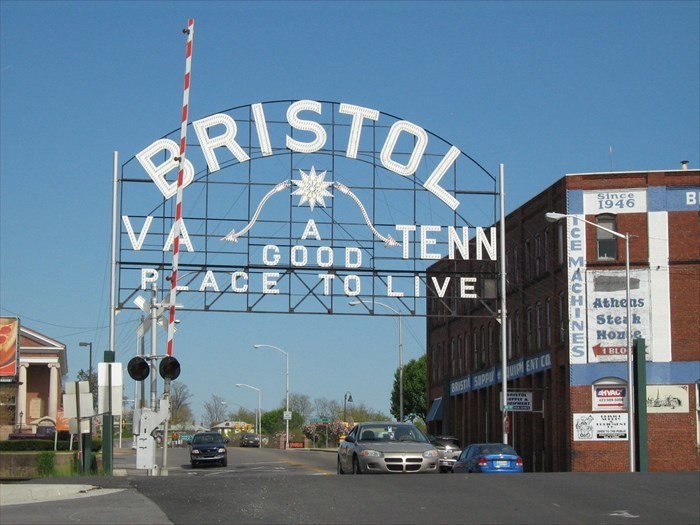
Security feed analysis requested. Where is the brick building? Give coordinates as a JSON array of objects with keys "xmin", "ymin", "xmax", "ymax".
[{"xmin": 426, "ymin": 166, "xmax": 699, "ymax": 472}]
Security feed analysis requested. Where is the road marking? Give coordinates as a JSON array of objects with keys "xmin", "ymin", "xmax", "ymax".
[{"xmin": 609, "ymin": 510, "xmax": 639, "ymax": 518}]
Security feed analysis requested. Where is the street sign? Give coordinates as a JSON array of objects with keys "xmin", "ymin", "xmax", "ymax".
[
  {"xmin": 500, "ymin": 391, "xmax": 533, "ymax": 412},
  {"xmin": 283, "ymin": 410, "xmax": 292, "ymax": 421},
  {"xmin": 311, "ymin": 417, "xmax": 331, "ymax": 423}
]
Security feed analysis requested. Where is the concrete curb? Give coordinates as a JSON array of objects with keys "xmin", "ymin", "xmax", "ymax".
[{"xmin": 0, "ymin": 483, "xmax": 124, "ymax": 506}]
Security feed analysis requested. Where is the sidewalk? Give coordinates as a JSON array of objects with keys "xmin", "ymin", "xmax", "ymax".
[{"xmin": 0, "ymin": 484, "xmax": 124, "ymax": 506}]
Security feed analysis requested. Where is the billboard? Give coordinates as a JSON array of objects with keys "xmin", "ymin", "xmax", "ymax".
[
  {"xmin": 117, "ymin": 99, "xmax": 500, "ymax": 317},
  {"xmin": 586, "ymin": 268, "xmax": 651, "ymax": 363},
  {"xmin": 0, "ymin": 317, "xmax": 19, "ymax": 378}
]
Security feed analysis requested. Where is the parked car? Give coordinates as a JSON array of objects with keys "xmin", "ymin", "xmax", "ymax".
[
  {"xmin": 240, "ymin": 433, "xmax": 261, "ymax": 448},
  {"xmin": 428, "ymin": 435, "xmax": 462, "ymax": 473},
  {"xmin": 188, "ymin": 432, "xmax": 228, "ymax": 468},
  {"xmin": 337, "ymin": 422, "xmax": 439, "ymax": 474},
  {"xmin": 452, "ymin": 443, "xmax": 523, "ymax": 474}
]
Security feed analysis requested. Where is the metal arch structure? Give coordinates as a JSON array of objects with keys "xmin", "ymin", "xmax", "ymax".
[{"xmin": 116, "ymin": 99, "xmax": 500, "ymax": 318}]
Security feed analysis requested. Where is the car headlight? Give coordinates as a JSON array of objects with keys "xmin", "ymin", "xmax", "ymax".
[
  {"xmin": 423, "ymin": 450, "xmax": 439, "ymax": 458},
  {"xmin": 359, "ymin": 449, "xmax": 383, "ymax": 458},
  {"xmin": 217, "ymin": 447, "xmax": 226, "ymax": 453},
  {"xmin": 191, "ymin": 449, "xmax": 200, "ymax": 455}
]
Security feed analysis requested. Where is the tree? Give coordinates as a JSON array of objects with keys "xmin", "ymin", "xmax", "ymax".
[
  {"xmin": 313, "ymin": 397, "xmax": 341, "ymax": 420},
  {"xmin": 202, "ymin": 394, "xmax": 227, "ymax": 428},
  {"xmin": 169, "ymin": 381, "xmax": 193, "ymax": 426},
  {"xmin": 345, "ymin": 401, "xmax": 390, "ymax": 424},
  {"xmin": 261, "ymin": 408, "xmax": 284, "ymax": 434},
  {"xmin": 391, "ymin": 354, "xmax": 427, "ymax": 422},
  {"xmin": 289, "ymin": 393, "xmax": 313, "ymax": 422}
]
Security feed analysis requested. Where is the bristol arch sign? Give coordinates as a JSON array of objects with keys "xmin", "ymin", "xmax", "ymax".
[{"xmin": 117, "ymin": 99, "xmax": 499, "ymax": 317}]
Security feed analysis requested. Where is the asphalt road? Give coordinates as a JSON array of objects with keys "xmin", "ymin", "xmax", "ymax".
[{"xmin": 1, "ymin": 446, "xmax": 698, "ymax": 525}]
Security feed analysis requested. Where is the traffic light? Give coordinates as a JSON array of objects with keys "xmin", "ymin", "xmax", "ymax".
[
  {"xmin": 127, "ymin": 356, "xmax": 150, "ymax": 381},
  {"xmin": 159, "ymin": 356, "xmax": 181, "ymax": 380}
]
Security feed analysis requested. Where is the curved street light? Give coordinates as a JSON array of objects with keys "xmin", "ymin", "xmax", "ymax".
[
  {"xmin": 253, "ymin": 344, "xmax": 290, "ymax": 449},
  {"xmin": 545, "ymin": 211, "xmax": 634, "ymax": 472},
  {"xmin": 349, "ymin": 299, "xmax": 404, "ymax": 421},
  {"xmin": 236, "ymin": 383, "xmax": 262, "ymax": 448}
]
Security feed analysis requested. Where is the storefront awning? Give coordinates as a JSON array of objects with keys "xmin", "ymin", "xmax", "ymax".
[{"xmin": 426, "ymin": 397, "xmax": 443, "ymax": 422}]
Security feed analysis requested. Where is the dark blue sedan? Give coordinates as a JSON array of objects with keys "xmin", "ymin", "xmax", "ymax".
[{"xmin": 452, "ymin": 443, "xmax": 523, "ymax": 473}]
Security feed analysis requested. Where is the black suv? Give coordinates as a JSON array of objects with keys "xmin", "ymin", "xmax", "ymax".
[
  {"xmin": 429, "ymin": 435, "xmax": 462, "ymax": 473},
  {"xmin": 240, "ymin": 433, "xmax": 261, "ymax": 447},
  {"xmin": 188, "ymin": 432, "xmax": 228, "ymax": 468}
]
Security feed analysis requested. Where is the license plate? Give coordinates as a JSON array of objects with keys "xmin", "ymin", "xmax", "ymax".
[{"xmin": 495, "ymin": 460, "xmax": 509, "ymax": 467}]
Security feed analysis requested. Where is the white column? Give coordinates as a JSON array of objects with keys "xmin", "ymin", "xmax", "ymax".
[
  {"xmin": 17, "ymin": 363, "xmax": 28, "ymax": 428},
  {"xmin": 48, "ymin": 363, "xmax": 59, "ymax": 421}
]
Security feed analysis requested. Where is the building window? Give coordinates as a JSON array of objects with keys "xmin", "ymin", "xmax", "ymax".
[
  {"xmin": 463, "ymin": 333, "xmax": 470, "ymax": 372},
  {"xmin": 480, "ymin": 326, "xmax": 486, "ymax": 367},
  {"xmin": 526, "ymin": 307, "xmax": 533, "ymax": 353},
  {"xmin": 450, "ymin": 338, "xmax": 456, "ymax": 376},
  {"xmin": 535, "ymin": 302, "xmax": 542, "ymax": 350},
  {"xmin": 545, "ymin": 298, "xmax": 552, "ymax": 346},
  {"xmin": 514, "ymin": 310, "xmax": 521, "ymax": 356},
  {"xmin": 458, "ymin": 336, "xmax": 463, "ymax": 374},
  {"xmin": 596, "ymin": 214, "xmax": 618, "ymax": 260},
  {"xmin": 507, "ymin": 316, "xmax": 513, "ymax": 359},
  {"xmin": 535, "ymin": 235, "xmax": 541, "ymax": 276},
  {"xmin": 524, "ymin": 239, "xmax": 531, "ymax": 281},
  {"xmin": 558, "ymin": 292, "xmax": 567, "ymax": 342},
  {"xmin": 557, "ymin": 221, "xmax": 565, "ymax": 268},
  {"xmin": 513, "ymin": 245, "xmax": 519, "ymax": 284},
  {"xmin": 544, "ymin": 228, "xmax": 551, "ymax": 273},
  {"xmin": 431, "ymin": 345, "xmax": 437, "ymax": 382},
  {"xmin": 473, "ymin": 331, "xmax": 478, "ymax": 369}
]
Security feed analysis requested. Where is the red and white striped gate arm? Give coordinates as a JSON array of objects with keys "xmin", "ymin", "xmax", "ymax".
[{"xmin": 167, "ymin": 18, "xmax": 194, "ymax": 357}]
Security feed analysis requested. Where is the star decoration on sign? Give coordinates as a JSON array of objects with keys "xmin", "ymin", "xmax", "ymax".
[{"xmin": 291, "ymin": 166, "xmax": 334, "ymax": 210}]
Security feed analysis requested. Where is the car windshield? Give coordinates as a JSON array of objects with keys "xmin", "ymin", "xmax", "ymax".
[
  {"xmin": 192, "ymin": 433, "xmax": 224, "ymax": 445},
  {"xmin": 433, "ymin": 437, "xmax": 462, "ymax": 448},
  {"xmin": 358, "ymin": 425, "xmax": 428, "ymax": 443},
  {"xmin": 479, "ymin": 444, "xmax": 517, "ymax": 455}
]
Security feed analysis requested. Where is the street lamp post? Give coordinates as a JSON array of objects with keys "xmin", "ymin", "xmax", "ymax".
[
  {"xmin": 236, "ymin": 383, "xmax": 261, "ymax": 448},
  {"xmin": 79, "ymin": 341, "xmax": 94, "ymax": 471},
  {"xmin": 349, "ymin": 300, "xmax": 404, "ymax": 421},
  {"xmin": 343, "ymin": 391, "xmax": 353, "ymax": 421},
  {"xmin": 253, "ymin": 344, "xmax": 289, "ymax": 449},
  {"xmin": 545, "ymin": 211, "xmax": 634, "ymax": 472}
]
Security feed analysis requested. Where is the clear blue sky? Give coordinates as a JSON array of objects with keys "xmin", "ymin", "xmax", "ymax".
[{"xmin": 1, "ymin": 1, "xmax": 698, "ymax": 423}]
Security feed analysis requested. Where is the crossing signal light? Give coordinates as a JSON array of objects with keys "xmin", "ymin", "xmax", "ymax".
[
  {"xmin": 159, "ymin": 356, "xmax": 181, "ymax": 381},
  {"xmin": 127, "ymin": 356, "xmax": 150, "ymax": 381}
]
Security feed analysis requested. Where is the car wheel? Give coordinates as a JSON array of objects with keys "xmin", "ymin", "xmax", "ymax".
[
  {"xmin": 352, "ymin": 455, "xmax": 362, "ymax": 474},
  {"xmin": 337, "ymin": 457, "xmax": 344, "ymax": 475},
  {"xmin": 222, "ymin": 459, "xmax": 227, "ymax": 467},
  {"xmin": 191, "ymin": 461, "xmax": 197, "ymax": 468}
]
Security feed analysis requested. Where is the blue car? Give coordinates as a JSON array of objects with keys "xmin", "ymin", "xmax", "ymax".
[{"xmin": 452, "ymin": 443, "xmax": 523, "ymax": 473}]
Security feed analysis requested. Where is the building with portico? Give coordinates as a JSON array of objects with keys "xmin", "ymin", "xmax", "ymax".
[{"xmin": 0, "ymin": 320, "xmax": 67, "ymax": 440}]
